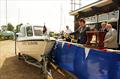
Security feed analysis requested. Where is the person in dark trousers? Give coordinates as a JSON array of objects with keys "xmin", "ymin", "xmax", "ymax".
[{"xmin": 70, "ymin": 18, "xmax": 90, "ymax": 44}]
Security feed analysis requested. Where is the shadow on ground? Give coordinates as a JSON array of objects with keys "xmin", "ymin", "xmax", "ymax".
[{"xmin": 0, "ymin": 56, "xmax": 65, "ymax": 79}]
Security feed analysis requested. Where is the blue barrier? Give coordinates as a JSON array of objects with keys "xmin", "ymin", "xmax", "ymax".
[{"xmin": 52, "ymin": 41, "xmax": 120, "ymax": 79}]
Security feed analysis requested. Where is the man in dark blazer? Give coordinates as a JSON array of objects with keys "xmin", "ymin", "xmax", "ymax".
[{"xmin": 71, "ymin": 18, "xmax": 90, "ymax": 44}]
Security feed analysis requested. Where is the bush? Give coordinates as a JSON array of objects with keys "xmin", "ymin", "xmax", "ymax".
[{"xmin": 2, "ymin": 35, "xmax": 14, "ymax": 40}]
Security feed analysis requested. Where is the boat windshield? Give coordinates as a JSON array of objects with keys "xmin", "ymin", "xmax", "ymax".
[
  {"xmin": 33, "ymin": 26, "xmax": 43, "ymax": 36},
  {"xmin": 19, "ymin": 27, "xmax": 26, "ymax": 37},
  {"xmin": 26, "ymin": 26, "xmax": 33, "ymax": 36}
]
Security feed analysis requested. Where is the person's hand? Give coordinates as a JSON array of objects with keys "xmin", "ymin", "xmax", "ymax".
[{"xmin": 104, "ymin": 40, "xmax": 108, "ymax": 43}]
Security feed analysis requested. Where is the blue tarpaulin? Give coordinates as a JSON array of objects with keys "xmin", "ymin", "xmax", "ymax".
[{"xmin": 51, "ymin": 41, "xmax": 120, "ymax": 79}]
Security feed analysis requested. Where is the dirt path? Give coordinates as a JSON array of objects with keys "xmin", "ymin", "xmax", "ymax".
[
  {"xmin": 0, "ymin": 40, "xmax": 65, "ymax": 79},
  {"xmin": 0, "ymin": 40, "xmax": 15, "ymax": 68}
]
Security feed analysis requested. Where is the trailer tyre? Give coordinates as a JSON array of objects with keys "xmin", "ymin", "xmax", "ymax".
[{"xmin": 18, "ymin": 53, "xmax": 23, "ymax": 60}]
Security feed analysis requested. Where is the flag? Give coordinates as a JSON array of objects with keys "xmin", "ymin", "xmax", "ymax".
[{"xmin": 43, "ymin": 24, "xmax": 47, "ymax": 34}]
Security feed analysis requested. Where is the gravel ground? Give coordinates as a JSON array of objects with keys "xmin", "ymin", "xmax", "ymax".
[{"xmin": 0, "ymin": 40, "xmax": 65, "ymax": 79}]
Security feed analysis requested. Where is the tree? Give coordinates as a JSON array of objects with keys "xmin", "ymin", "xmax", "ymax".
[
  {"xmin": 7, "ymin": 23, "xmax": 14, "ymax": 31},
  {"xmin": 1, "ymin": 25, "xmax": 7, "ymax": 31}
]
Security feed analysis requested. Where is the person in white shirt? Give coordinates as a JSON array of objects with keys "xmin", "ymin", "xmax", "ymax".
[
  {"xmin": 64, "ymin": 26, "xmax": 72, "ymax": 42},
  {"xmin": 65, "ymin": 26, "xmax": 72, "ymax": 34}
]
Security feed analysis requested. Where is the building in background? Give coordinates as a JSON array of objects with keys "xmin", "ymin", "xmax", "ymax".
[
  {"xmin": 71, "ymin": 0, "xmax": 81, "ymax": 11},
  {"xmin": 69, "ymin": 0, "xmax": 120, "ymax": 49}
]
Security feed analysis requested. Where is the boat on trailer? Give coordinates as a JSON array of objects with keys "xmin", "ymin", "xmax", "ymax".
[
  {"xmin": 15, "ymin": 24, "xmax": 55, "ymax": 79},
  {"xmin": 16, "ymin": 24, "xmax": 55, "ymax": 62}
]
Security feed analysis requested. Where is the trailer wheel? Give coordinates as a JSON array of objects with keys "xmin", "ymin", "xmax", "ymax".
[{"xmin": 18, "ymin": 53, "xmax": 23, "ymax": 60}]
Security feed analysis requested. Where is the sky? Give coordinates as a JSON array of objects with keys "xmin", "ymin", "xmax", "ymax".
[{"xmin": 0, "ymin": 0, "xmax": 98, "ymax": 32}]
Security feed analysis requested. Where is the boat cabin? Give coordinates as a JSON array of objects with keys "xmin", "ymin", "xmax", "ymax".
[{"xmin": 17, "ymin": 25, "xmax": 44, "ymax": 37}]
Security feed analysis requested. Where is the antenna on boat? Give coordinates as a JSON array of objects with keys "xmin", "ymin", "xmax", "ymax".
[
  {"xmin": 18, "ymin": 8, "xmax": 20, "ymax": 24},
  {"xmin": 0, "ymin": 0, "xmax": 2, "ymax": 26},
  {"xmin": 60, "ymin": 3, "xmax": 62, "ymax": 32},
  {"xmin": 44, "ymin": 22, "xmax": 45, "ymax": 26},
  {"xmin": 6, "ymin": 0, "xmax": 7, "ymax": 26}
]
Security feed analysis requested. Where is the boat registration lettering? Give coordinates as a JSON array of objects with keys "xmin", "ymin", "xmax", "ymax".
[{"xmin": 22, "ymin": 41, "xmax": 38, "ymax": 45}]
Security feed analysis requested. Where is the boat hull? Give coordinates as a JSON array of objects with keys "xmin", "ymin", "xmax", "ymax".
[{"xmin": 17, "ymin": 40, "xmax": 55, "ymax": 61}]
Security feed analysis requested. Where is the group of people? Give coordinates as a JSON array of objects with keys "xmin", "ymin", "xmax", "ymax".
[{"xmin": 60, "ymin": 18, "xmax": 118, "ymax": 49}]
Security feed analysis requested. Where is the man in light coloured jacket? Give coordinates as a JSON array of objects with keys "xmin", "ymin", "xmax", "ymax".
[{"xmin": 104, "ymin": 24, "xmax": 118, "ymax": 49}]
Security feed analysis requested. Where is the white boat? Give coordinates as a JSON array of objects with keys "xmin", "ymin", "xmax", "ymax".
[{"xmin": 16, "ymin": 24, "xmax": 55, "ymax": 62}]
